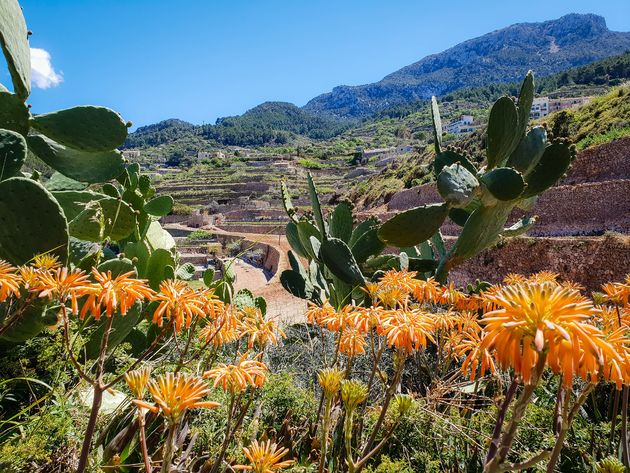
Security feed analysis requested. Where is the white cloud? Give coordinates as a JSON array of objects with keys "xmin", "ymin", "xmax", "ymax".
[{"xmin": 30, "ymin": 47, "xmax": 63, "ymax": 89}]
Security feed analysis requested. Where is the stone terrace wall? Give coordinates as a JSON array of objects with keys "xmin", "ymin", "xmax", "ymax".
[
  {"xmin": 562, "ymin": 136, "xmax": 630, "ymax": 185},
  {"xmin": 217, "ymin": 235, "xmax": 281, "ymax": 279},
  {"xmin": 450, "ymin": 234, "xmax": 630, "ymax": 292}
]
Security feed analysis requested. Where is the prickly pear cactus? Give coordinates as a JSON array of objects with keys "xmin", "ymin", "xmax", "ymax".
[{"xmin": 378, "ymin": 71, "xmax": 577, "ymax": 282}]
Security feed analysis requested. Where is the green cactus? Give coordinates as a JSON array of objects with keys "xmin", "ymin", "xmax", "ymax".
[
  {"xmin": 30, "ymin": 106, "xmax": 129, "ymax": 152},
  {"xmin": 378, "ymin": 71, "xmax": 575, "ymax": 283},
  {"xmin": 0, "ymin": 177, "xmax": 69, "ymax": 265},
  {"xmin": 27, "ymin": 134, "xmax": 126, "ymax": 184},
  {"xmin": 0, "ymin": 0, "xmax": 30, "ymax": 99},
  {"xmin": 437, "ymin": 163, "xmax": 480, "ymax": 208},
  {"xmin": 0, "ymin": 128, "xmax": 26, "ymax": 179},
  {"xmin": 377, "ymin": 203, "xmax": 449, "ymax": 247},
  {"xmin": 329, "ymin": 200, "xmax": 354, "ymax": 243},
  {"xmin": 0, "ymin": 91, "xmax": 29, "ymax": 135},
  {"xmin": 144, "ymin": 195, "xmax": 174, "ymax": 216}
]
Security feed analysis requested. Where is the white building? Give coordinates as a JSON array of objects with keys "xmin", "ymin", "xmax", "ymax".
[
  {"xmin": 198, "ymin": 150, "xmax": 226, "ymax": 160},
  {"xmin": 445, "ymin": 115, "xmax": 476, "ymax": 135},
  {"xmin": 530, "ymin": 96, "xmax": 591, "ymax": 119}
]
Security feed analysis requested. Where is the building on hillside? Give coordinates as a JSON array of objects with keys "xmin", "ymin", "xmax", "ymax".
[
  {"xmin": 549, "ymin": 96, "xmax": 592, "ymax": 113},
  {"xmin": 445, "ymin": 115, "xmax": 476, "ymax": 135},
  {"xmin": 530, "ymin": 97, "xmax": 550, "ymax": 119},
  {"xmin": 395, "ymin": 145, "xmax": 414, "ymax": 153},
  {"xmin": 530, "ymin": 96, "xmax": 591, "ymax": 119},
  {"xmin": 122, "ymin": 149, "xmax": 141, "ymax": 160},
  {"xmin": 198, "ymin": 150, "xmax": 225, "ymax": 160}
]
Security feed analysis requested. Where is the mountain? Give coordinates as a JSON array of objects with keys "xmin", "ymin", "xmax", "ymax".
[
  {"xmin": 200, "ymin": 102, "xmax": 351, "ymax": 146},
  {"xmin": 303, "ymin": 14, "xmax": 630, "ymax": 118},
  {"xmin": 125, "ymin": 119, "xmax": 197, "ymax": 148}
]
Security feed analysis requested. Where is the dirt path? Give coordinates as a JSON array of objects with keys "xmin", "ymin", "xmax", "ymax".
[{"xmin": 166, "ymin": 223, "xmax": 306, "ymax": 324}]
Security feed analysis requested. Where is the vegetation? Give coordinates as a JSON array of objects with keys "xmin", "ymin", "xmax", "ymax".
[{"xmin": 1, "ymin": 2, "xmax": 630, "ymax": 473}]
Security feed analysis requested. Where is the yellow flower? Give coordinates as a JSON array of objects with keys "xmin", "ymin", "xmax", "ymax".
[
  {"xmin": 204, "ymin": 353, "xmax": 268, "ymax": 394},
  {"xmin": 134, "ymin": 372, "xmax": 220, "ymax": 423},
  {"xmin": 18, "ymin": 266, "xmax": 40, "ymax": 290},
  {"xmin": 0, "ymin": 260, "xmax": 21, "ymax": 302},
  {"xmin": 481, "ymin": 283, "xmax": 615, "ymax": 386},
  {"xmin": 526, "ymin": 271, "xmax": 560, "ymax": 285},
  {"xmin": 317, "ymin": 368, "xmax": 344, "ymax": 399},
  {"xmin": 125, "ymin": 366, "xmax": 151, "ymax": 399},
  {"xmin": 233, "ymin": 439, "xmax": 294, "ymax": 473},
  {"xmin": 379, "ymin": 269, "xmax": 418, "ymax": 294},
  {"xmin": 411, "ymin": 277, "xmax": 441, "ymax": 304},
  {"xmin": 152, "ymin": 279, "xmax": 207, "ymax": 331},
  {"xmin": 36, "ymin": 267, "xmax": 93, "ymax": 314},
  {"xmin": 602, "ymin": 278, "xmax": 630, "ymax": 308},
  {"xmin": 80, "ymin": 269, "xmax": 154, "ymax": 320},
  {"xmin": 32, "ymin": 253, "xmax": 62, "ymax": 271},
  {"xmin": 341, "ymin": 380, "xmax": 368, "ymax": 410}
]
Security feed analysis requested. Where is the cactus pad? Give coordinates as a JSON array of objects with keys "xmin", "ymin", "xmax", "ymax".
[
  {"xmin": 330, "ymin": 201, "xmax": 354, "ymax": 243},
  {"xmin": 378, "ymin": 203, "xmax": 448, "ymax": 247},
  {"xmin": 480, "ymin": 167, "xmax": 525, "ymax": 201},
  {"xmin": 437, "ymin": 163, "xmax": 480, "ymax": 208},
  {"xmin": 506, "ymin": 126, "xmax": 547, "ymax": 174},
  {"xmin": 434, "ymin": 150, "xmax": 477, "ymax": 177},
  {"xmin": 27, "ymin": 134, "xmax": 125, "ymax": 183},
  {"xmin": 522, "ymin": 143, "xmax": 573, "ymax": 198},
  {"xmin": 431, "ymin": 96, "xmax": 443, "ymax": 154},
  {"xmin": 144, "ymin": 195, "xmax": 174, "ymax": 216},
  {"xmin": 0, "ymin": 91, "xmax": 29, "ymax": 135},
  {"xmin": 486, "ymin": 96, "xmax": 519, "ymax": 169},
  {"xmin": 0, "ymin": 0, "xmax": 31, "ymax": 99},
  {"xmin": 320, "ymin": 237, "xmax": 364, "ymax": 286},
  {"xmin": 0, "ymin": 128, "xmax": 26, "ymax": 179},
  {"xmin": 31, "ymin": 106, "xmax": 128, "ymax": 152},
  {"xmin": 0, "ymin": 177, "xmax": 68, "ymax": 264}
]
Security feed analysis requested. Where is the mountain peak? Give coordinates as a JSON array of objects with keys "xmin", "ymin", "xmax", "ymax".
[{"xmin": 304, "ymin": 13, "xmax": 629, "ymax": 118}]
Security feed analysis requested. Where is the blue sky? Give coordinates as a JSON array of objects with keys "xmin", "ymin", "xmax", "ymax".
[{"xmin": 11, "ymin": 0, "xmax": 630, "ymax": 128}]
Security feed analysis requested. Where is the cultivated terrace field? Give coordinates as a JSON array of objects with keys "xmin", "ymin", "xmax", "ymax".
[{"xmin": 1, "ymin": 2, "xmax": 630, "ymax": 473}]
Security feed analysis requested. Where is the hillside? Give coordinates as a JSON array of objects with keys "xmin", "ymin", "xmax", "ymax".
[
  {"xmin": 348, "ymin": 84, "xmax": 630, "ymax": 207},
  {"xmin": 304, "ymin": 14, "xmax": 630, "ymax": 118}
]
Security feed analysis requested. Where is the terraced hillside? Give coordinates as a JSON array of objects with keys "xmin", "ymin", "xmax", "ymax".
[
  {"xmin": 155, "ymin": 154, "xmax": 374, "ymax": 235},
  {"xmin": 373, "ymin": 136, "xmax": 630, "ymax": 290}
]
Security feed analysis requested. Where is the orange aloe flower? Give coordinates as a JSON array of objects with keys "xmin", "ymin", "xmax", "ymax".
[
  {"xmin": 233, "ymin": 439, "xmax": 294, "ymax": 472},
  {"xmin": 306, "ymin": 300, "xmax": 336, "ymax": 325},
  {"xmin": 239, "ymin": 307, "xmax": 285, "ymax": 349},
  {"xmin": 526, "ymin": 271, "xmax": 560, "ymax": 285},
  {"xmin": 455, "ymin": 327, "xmax": 497, "ymax": 381},
  {"xmin": 204, "ymin": 353, "xmax": 268, "ymax": 394},
  {"xmin": 339, "ymin": 327, "xmax": 367, "ymax": 358},
  {"xmin": 125, "ymin": 366, "xmax": 152, "ymax": 399},
  {"xmin": 36, "ymin": 267, "xmax": 94, "ymax": 314},
  {"xmin": 199, "ymin": 313, "xmax": 240, "ymax": 348},
  {"xmin": 480, "ymin": 283, "xmax": 615, "ymax": 386},
  {"xmin": 602, "ymin": 277, "xmax": 630, "ymax": 308},
  {"xmin": 0, "ymin": 260, "xmax": 21, "ymax": 302},
  {"xmin": 379, "ymin": 269, "xmax": 418, "ymax": 294},
  {"xmin": 79, "ymin": 269, "xmax": 154, "ymax": 320},
  {"xmin": 411, "ymin": 277, "xmax": 441, "ymax": 304},
  {"xmin": 152, "ymin": 279, "xmax": 207, "ymax": 331},
  {"xmin": 134, "ymin": 372, "xmax": 220, "ymax": 423},
  {"xmin": 319, "ymin": 304, "xmax": 354, "ymax": 333},
  {"xmin": 380, "ymin": 308, "xmax": 434, "ymax": 354},
  {"xmin": 600, "ymin": 326, "xmax": 630, "ymax": 389},
  {"xmin": 503, "ymin": 273, "xmax": 526, "ymax": 286}
]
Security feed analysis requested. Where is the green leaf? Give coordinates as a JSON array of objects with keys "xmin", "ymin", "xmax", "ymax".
[
  {"xmin": 68, "ymin": 197, "xmax": 136, "ymax": 242},
  {"xmin": 0, "ymin": 128, "xmax": 26, "ymax": 180},
  {"xmin": 234, "ymin": 288, "xmax": 255, "ymax": 310},
  {"xmin": 307, "ymin": 172, "xmax": 326, "ymax": 237},
  {"xmin": 286, "ymin": 221, "xmax": 307, "ymax": 258},
  {"xmin": 146, "ymin": 248, "xmax": 175, "ymax": 290},
  {"xmin": 0, "ymin": 0, "xmax": 30, "ymax": 99},
  {"xmin": 522, "ymin": 143, "xmax": 573, "ymax": 198},
  {"xmin": 44, "ymin": 172, "xmax": 88, "ymax": 191},
  {"xmin": 506, "ymin": 126, "xmax": 547, "ymax": 175},
  {"xmin": 146, "ymin": 221, "xmax": 176, "ymax": 252},
  {"xmin": 83, "ymin": 302, "xmax": 143, "ymax": 359},
  {"xmin": 516, "ymin": 71, "xmax": 534, "ymax": 139},
  {"xmin": 143, "ymin": 195, "xmax": 174, "ymax": 216},
  {"xmin": 0, "ymin": 177, "xmax": 68, "ymax": 265},
  {"xmin": 27, "ymin": 134, "xmax": 125, "ymax": 184},
  {"xmin": 437, "ymin": 163, "xmax": 479, "ymax": 208},
  {"xmin": 480, "ymin": 167, "xmax": 525, "ymax": 201},
  {"xmin": 203, "ymin": 268, "xmax": 216, "ymax": 287},
  {"xmin": 502, "ymin": 216, "xmax": 537, "ymax": 237},
  {"xmin": 31, "ymin": 106, "xmax": 128, "ymax": 152},
  {"xmin": 377, "ymin": 203, "xmax": 448, "ymax": 248},
  {"xmin": 319, "ymin": 238, "xmax": 364, "ymax": 286},
  {"xmin": 329, "ymin": 201, "xmax": 353, "ymax": 243},
  {"xmin": 0, "ymin": 91, "xmax": 29, "ymax": 135},
  {"xmin": 296, "ymin": 220, "xmax": 321, "ymax": 261},
  {"xmin": 434, "ymin": 150, "xmax": 477, "ymax": 177},
  {"xmin": 431, "ymin": 96, "xmax": 442, "ymax": 154},
  {"xmin": 351, "ymin": 226, "xmax": 385, "ymax": 264},
  {"xmin": 486, "ymin": 96, "xmax": 519, "ymax": 169},
  {"xmin": 175, "ymin": 262, "xmax": 196, "ymax": 281}
]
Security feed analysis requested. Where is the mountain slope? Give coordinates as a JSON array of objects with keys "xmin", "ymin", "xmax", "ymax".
[{"xmin": 304, "ymin": 14, "xmax": 630, "ymax": 118}]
